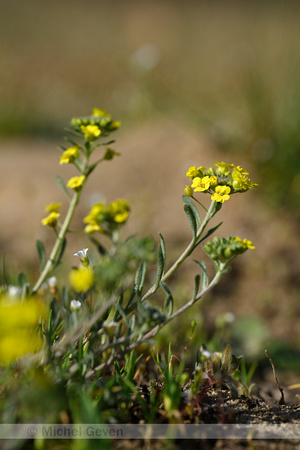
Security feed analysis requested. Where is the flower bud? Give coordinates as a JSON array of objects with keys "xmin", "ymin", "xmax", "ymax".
[{"xmin": 184, "ymin": 185, "xmax": 193, "ymax": 197}]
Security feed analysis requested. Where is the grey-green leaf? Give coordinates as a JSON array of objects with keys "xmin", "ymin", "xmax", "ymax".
[
  {"xmin": 53, "ymin": 237, "xmax": 67, "ymax": 267},
  {"xmin": 154, "ymin": 241, "xmax": 165, "ymax": 290},
  {"xmin": 55, "ymin": 175, "xmax": 71, "ymax": 201},
  {"xmin": 184, "ymin": 204, "xmax": 197, "ymax": 238},
  {"xmin": 36, "ymin": 239, "xmax": 46, "ymax": 270},
  {"xmin": 161, "ymin": 281, "xmax": 174, "ymax": 316},
  {"xmin": 193, "ymin": 259, "xmax": 209, "ymax": 290},
  {"xmin": 192, "ymin": 274, "xmax": 200, "ymax": 302},
  {"xmin": 196, "ymin": 222, "xmax": 223, "ymax": 246},
  {"xmin": 182, "ymin": 195, "xmax": 201, "ymax": 226}
]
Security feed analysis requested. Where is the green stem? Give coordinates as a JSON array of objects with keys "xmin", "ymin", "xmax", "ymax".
[
  {"xmin": 141, "ymin": 200, "xmax": 218, "ymax": 302},
  {"xmin": 90, "ymin": 267, "xmax": 225, "ymax": 375},
  {"xmin": 31, "ymin": 191, "xmax": 81, "ymax": 294}
]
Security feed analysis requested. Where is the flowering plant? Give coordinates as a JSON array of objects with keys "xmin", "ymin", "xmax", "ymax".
[{"xmin": 0, "ymin": 109, "xmax": 258, "ymax": 429}]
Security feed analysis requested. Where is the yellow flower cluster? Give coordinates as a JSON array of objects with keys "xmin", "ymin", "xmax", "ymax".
[
  {"xmin": 185, "ymin": 162, "xmax": 258, "ymax": 203},
  {"xmin": 41, "ymin": 203, "xmax": 62, "ymax": 227},
  {"xmin": 70, "ymin": 108, "xmax": 121, "ymax": 140},
  {"xmin": 204, "ymin": 235, "xmax": 255, "ymax": 263},
  {"xmin": 83, "ymin": 199, "xmax": 130, "ymax": 234},
  {"xmin": 41, "ymin": 108, "xmax": 122, "ymax": 235},
  {"xmin": 80, "ymin": 124, "xmax": 101, "ymax": 141}
]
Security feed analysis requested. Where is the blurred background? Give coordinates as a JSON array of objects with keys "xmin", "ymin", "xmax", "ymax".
[{"xmin": 1, "ymin": 0, "xmax": 300, "ymax": 376}]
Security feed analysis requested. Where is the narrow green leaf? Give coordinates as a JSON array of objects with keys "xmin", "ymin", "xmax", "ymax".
[
  {"xmin": 154, "ymin": 242, "xmax": 165, "ymax": 290},
  {"xmin": 47, "ymin": 308, "xmax": 53, "ymax": 337},
  {"xmin": 89, "ymin": 236, "xmax": 107, "ymax": 256},
  {"xmin": 61, "ymin": 286, "xmax": 68, "ymax": 308},
  {"xmin": 168, "ymin": 342, "xmax": 172, "ymax": 365},
  {"xmin": 114, "ymin": 360, "xmax": 121, "ymax": 375},
  {"xmin": 221, "ymin": 344, "xmax": 232, "ymax": 375},
  {"xmin": 92, "ymin": 140, "xmax": 116, "ymax": 150},
  {"xmin": 161, "ymin": 281, "xmax": 174, "ymax": 316},
  {"xmin": 85, "ymin": 162, "xmax": 98, "ymax": 177},
  {"xmin": 53, "ymin": 237, "xmax": 67, "ymax": 267},
  {"xmin": 114, "ymin": 295, "xmax": 130, "ymax": 327},
  {"xmin": 114, "ymin": 323, "xmax": 122, "ymax": 341},
  {"xmin": 127, "ymin": 315, "xmax": 136, "ymax": 336},
  {"xmin": 183, "ymin": 204, "xmax": 197, "ymax": 238},
  {"xmin": 125, "ymin": 261, "xmax": 148, "ymax": 310},
  {"xmin": 182, "ymin": 195, "xmax": 201, "ymax": 226},
  {"xmin": 193, "ymin": 259, "xmax": 209, "ymax": 290},
  {"xmin": 137, "ymin": 261, "xmax": 147, "ymax": 294},
  {"xmin": 192, "ymin": 274, "xmax": 200, "ymax": 302},
  {"xmin": 55, "ymin": 175, "xmax": 71, "ymax": 201},
  {"xmin": 64, "ymin": 136, "xmax": 80, "ymax": 147},
  {"xmin": 158, "ymin": 233, "xmax": 166, "ymax": 261},
  {"xmin": 113, "ymin": 293, "xmax": 124, "ymax": 321},
  {"xmin": 162, "ymin": 294, "xmax": 173, "ymax": 317},
  {"xmin": 17, "ymin": 272, "xmax": 27, "ymax": 288},
  {"xmin": 196, "ymin": 222, "xmax": 223, "ymax": 246},
  {"xmin": 36, "ymin": 240, "xmax": 46, "ymax": 271},
  {"xmin": 51, "ymin": 321, "xmax": 63, "ymax": 342},
  {"xmin": 124, "ymin": 285, "xmax": 137, "ymax": 310}
]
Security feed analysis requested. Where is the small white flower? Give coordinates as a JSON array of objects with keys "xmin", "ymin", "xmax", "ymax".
[
  {"xmin": 70, "ymin": 299, "xmax": 82, "ymax": 311},
  {"xmin": 201, "ymin": 350, "xmax": 212, "ymax": 359},
  {"xmin": 74, "ymin": 248, "xmax": 89, "ymax": 259},
  {"xmin": 7, "ymin": 285, "xmax": 22, "ymax": 298},
  {"xmin": 48, "ymin": 276, "xmax": 57, "ymax": 287},
  {"xmin": 103, "ymin": 321, "xmax": 118, "ymax": 328},
  {"xmin": 224, "ymin": 312, "xmax": 235, "ymax": 324}
]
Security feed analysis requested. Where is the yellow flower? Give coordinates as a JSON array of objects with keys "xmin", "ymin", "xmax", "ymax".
[
  {"xmin": 215, "ymin": 162, "xmax": 234, "ymax": 174},
  {"xmin": 232, "ymin": 166, "xmax": 258, "ymax": 191},
  {"xmin": 44, "ymin": 203, "xmax": 62, "ymax": 213},
  {"xmin": 80, "ymin": 124, "xmax": 101, "ymax": 141},
  {"xmin": 67, "ymin": 175, "xmax": 86, "ymax": 190},
  {"xmin": 41, "ymin": 211, "xmax": 60, "ymax": 227},
  {"xmin": 83, "ymin": 202, "xmax": 106, "ymax": 225},
  {"xmin": 84, "ymin": 223, "xmax": 103, "ymax": 234},
  {"xmin": 0, "ymin": 298, "xmax": 47, "ymax": 364},
  {"xmin": 235, "ymin": 237, "xmax": 255, "ymax": 250},
  {"xmin": 191, "ymin": 176, "xmax": 211, "ymax": 192},
  {"xmin": 186, "ymin": 166, "xmax": 206, "ymax": 179},
  {"xmin": 211, "ymin": 185, "xmax": 231, "ymax": 203},
  {"xmin": 60, "ymin": 146, "xmax": 80, "ymax": 165},
  {"xmin": 69, "ymin": 267, "xmax": 94, "ymax": 292},
  {"xmin": 109, "ymin": 121, "xmax": 121, "ymax": 130},
  {"xmin": 209, "ymin": 176, "xmax": 218, "ymax": 187},
  {"xmin": 92, "ymin": 108, "xmax": 111, "ymax": 118},
  {"xmin": 108, "ymin": 199, "xmax": 130, "ymax": 224}
]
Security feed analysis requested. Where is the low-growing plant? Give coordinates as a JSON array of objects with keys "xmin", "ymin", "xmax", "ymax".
[{"xmin": 0, "ymin": 109, "xmax": 258, "ymax": 429}]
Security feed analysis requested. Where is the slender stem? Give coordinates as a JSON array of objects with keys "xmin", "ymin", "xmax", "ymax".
[
  {"xmin": 141, "ymin": 200, "xmax": 218, "ymax": 302},
  {"xmin": 31, "ymin": 191, "xmax": 81, "ymax": 294},
  {"xmin": 90, "ymin": 267, "xmax": 225, "ymax": 375},
  {"xmin": 52, "ymin": 294, "xmax": 118, "ymax": 356}
]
